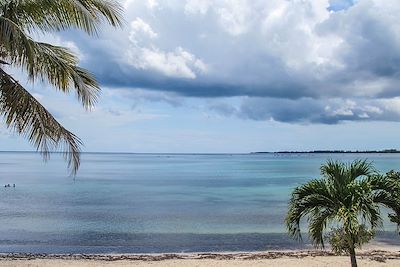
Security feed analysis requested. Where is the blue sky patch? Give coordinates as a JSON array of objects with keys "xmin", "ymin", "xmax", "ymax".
[{"xmin": 328, "ymin": 0, "xmax": 357, "ymax": 11}]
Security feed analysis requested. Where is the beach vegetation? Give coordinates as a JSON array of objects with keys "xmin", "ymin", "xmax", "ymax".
[
  {"xmin": 327, "ymin": 225, "xmax": 375, "ymax": 255},
  {"xmin": 286, "ymin": 159, "xmax": 385, "ymax": 267}
]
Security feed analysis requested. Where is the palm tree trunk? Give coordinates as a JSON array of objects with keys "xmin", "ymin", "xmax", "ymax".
[{"xmin": 350, "ymin": 247, "xmax": 357, "ymax": 267}]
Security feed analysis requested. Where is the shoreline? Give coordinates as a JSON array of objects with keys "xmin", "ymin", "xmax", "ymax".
[
  {"xmin": 1, "ymin": 249, "xmax": 399, "ymax": 261},
  {"xmin": 1, "ymin": 250, "xmax": 400, "ymax": 267},
  {"xmin": 1, "ymin": 245, "xmax": 400, "ymax": 266}
]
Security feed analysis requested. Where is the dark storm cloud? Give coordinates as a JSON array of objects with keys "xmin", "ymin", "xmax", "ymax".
[
  {"xmin": 216, "ymin": 97, "xmax": 400, "ymax": 124},
  {"xmin": 71, "ymin": 29, "xmax": 313, "ymax": 99},
  {"xmin": 64, "ymin": 0, "xmax": 400, "ymax": 124}
]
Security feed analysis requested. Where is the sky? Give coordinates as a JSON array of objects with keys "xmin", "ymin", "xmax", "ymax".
[{"xmin": 2, "ymin": 0, "xmax": 400, "ymax": 153}]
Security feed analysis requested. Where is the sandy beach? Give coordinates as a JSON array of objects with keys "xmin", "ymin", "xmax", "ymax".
[
  {"xmin": 0, "ymin": 257, "xmax": 399, "ymax": 267},
  {"xmin": 0, "ymin": 250, "xmax": 399, "ymax": 267}
]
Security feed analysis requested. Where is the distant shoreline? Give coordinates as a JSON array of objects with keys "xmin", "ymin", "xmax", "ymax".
[{"xmin": 252, "ymin": 149, "xmax": 400, "ymax": 154}]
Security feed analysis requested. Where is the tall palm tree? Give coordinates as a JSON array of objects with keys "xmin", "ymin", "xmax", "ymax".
[
  {"xmin": 286, "ymin": 160, "xmax": 382, "ymax": 267},
  {"xmin": 0, "ymin": 0, "xmax": 123, "ymax": 174}
]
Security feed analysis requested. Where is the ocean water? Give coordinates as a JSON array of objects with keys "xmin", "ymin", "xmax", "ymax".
[{"xmin": 0, "ymin": 152, "xmax": 399, "ymax": 253}]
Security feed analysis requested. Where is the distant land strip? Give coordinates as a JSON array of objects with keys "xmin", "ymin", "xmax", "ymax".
[{"xmin": 252, "ymin": 149, "xmax": 400, "ymax": 154}]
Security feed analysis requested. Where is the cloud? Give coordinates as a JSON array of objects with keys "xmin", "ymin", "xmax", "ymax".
[
  {"xmin": 208, "ymin": 97, "xmax": 400, "ymax": 124},
  {"xmin": 130, "ymin": 18, "xmax": 158, "ymax": 39},
  {"xmin": 146, "ymin": 0, "xmax": 158, "ymax": 10},
  {"xmin": 126, "ymin": 16, "xmax": 207, "ymax": 79},
  {"xmin": 214, "ymin": 1, "xmax": 252, "ymax": 36},
  {"xmin": 184, "ymin": 0, "xmax": 253, "ymax": 35},
  {"xmin": 58, "ymin": 0, "xmax": 400, "ymax": 124},
  {"xmin": 127, "ymin": 46, "xmax": 207, "ymax": 79},
  {"xmin": 184, "ymin": 0, "xmax": 211, "ymax": 15},
  {"xmin": 108, "ymin": 88, "xmax": 184, "ymax": 108}
]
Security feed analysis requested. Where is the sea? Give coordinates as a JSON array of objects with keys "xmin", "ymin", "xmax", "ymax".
[{"xmin": 0, "ymin": 152, "xmax": 399, "ymax": 254}]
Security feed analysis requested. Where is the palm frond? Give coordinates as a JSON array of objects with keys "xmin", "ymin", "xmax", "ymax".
[
  {"xmin": 347, "ymin": 159, "xmax": 375, "ymax": 181},
  {"xmin": 76, "ymin": 0, "xmax": 123, "ymax": 28},
  {"xmin": 28, "ymin": 42, "xmax": 100, "ymax": 107},
  {"xmin": 0, "ymin": 15, "xmax": 36, "ymax": 67},
  {"xmin": 0, "ymin": 16, "xmax": 100, "ymax": 108},
  {"xmin": 291, "ymin": 179, "xmax": 333, "ymax": 202},
  {"xmin": 370, "ymin": 172, "xmax": 400, "ymax": 229},
  {"xmin": 0, "ymin": 0, "xmax": 123, "ymax": 173},
  {"xmin": 320, "ymin": 160, "xmax": 346, "ymax": 185},
  {"xmin": 0, "ymin": 67, "xmax": 81, "ymax": 174},
  {"xmin": 1, "ymin": 0, "xmax": 123, "ymax": 35},
  {"xmin": 309, "ymin": 208, "xmax": 334, "ymax": 248},
  {"xmin": 286, "ymin": 179, "xmax": 335, "ymax": 241},
  {"xmin": 354, "ymin": 179, "xmax": 382, "ymax": 229}
]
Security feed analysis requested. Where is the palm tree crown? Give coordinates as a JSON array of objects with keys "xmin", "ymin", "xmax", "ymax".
[
  {"xmin": 0, "ymin": 0, "xmax": 123, "ymax": 174},
  {"xmin": 286, "ymin": 159, "xmax": 383, "ymax": 267}
]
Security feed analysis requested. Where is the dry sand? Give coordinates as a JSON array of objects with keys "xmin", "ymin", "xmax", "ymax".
[
  {"xmin": 0, "ymin": 257, "xmax": 399, "ymax": 267},
  {"xmin": 0, "ymin": 250, "xmax": 399, "ymax": 267}
]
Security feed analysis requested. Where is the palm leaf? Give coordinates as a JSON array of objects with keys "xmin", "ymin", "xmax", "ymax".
[
  {"xmin": 1, "ymin": 0, "xmax": 123, "ymax": 35},
  {"xmin": 309, "ymin": 208, "xmax": 334, "ymax": 248},
  {"xmin": 0, "ymin": 16, "xmax": 100, "ymax": 108},
  {"xmin": 286, "ymin": 179, "xmax": 335, "ymax": 241},
  {"xmin": 347, "ymin": 159, "xmax": 376, "ymax": 181},
  {"xmin": 0, "ymin": 67, "xmax": 82, "ymax": 175},
  {"xmin": 0, "ymin": 0, "xmax": 122, "ymax": 173}
]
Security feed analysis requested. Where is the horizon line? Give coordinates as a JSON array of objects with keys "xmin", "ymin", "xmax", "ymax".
[{"xmin": 1, "ymin": 149, "xmax": 400, "ymax": 154}]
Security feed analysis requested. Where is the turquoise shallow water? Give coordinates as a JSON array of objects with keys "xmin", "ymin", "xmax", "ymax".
[{"xmin": 0, "ymin": 152, "xmax": 399, "ymax": 253}]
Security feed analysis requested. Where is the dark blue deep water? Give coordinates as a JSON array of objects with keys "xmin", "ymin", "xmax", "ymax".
[{"xmin": 0, "ymin": 152, "xmax": 399, "ymax": 253}]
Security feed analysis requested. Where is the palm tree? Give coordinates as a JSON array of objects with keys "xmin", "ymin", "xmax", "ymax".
[
  {"xmin": 0, "ymin": 0, "xmax": 123, "ymax": 174},
  {"xmin": 285, "ymin": 159, "xmax": 382, "ymax": 267}
]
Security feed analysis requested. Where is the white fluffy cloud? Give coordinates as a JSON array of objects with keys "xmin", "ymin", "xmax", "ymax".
[
  {"xmin": 185, "ymin": 0, "xmax": 253, "ymax": 35},
  {"xmin": 127, "ymin": 43, "xmax": 207, "ymax": 79},
  {"xmin": 130, "ymin": 18, "xmax": 158, "ymax": 39},
  {"xmin": 126, "ymin": 16, "xmax": 207, "ymax": 79}
]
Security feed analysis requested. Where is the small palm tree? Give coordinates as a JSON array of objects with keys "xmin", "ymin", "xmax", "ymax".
[
  {"xmin": 286, "ymin": 160, "xmax": 382, "ymax": 267},
  {"xmin": 0, "ymin": 0, "xmax": 123, "ymax": 174}
]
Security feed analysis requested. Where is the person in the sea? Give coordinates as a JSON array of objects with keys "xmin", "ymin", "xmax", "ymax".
[{"xmin": 13, "ymin": 184, "xmax": 15, "ymax": 187}]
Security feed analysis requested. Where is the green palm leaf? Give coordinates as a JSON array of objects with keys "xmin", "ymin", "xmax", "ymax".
[
  {"xmin": 1, "ymin": 0, "xmax": 123, "ymax": 34},
  {"xmin": 0, "ymin": 68, "xmax": 82, "ymax": 174},
  {"xmin": 0, "ymin": 0, "xmax": 122, "ymax": 173}
]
